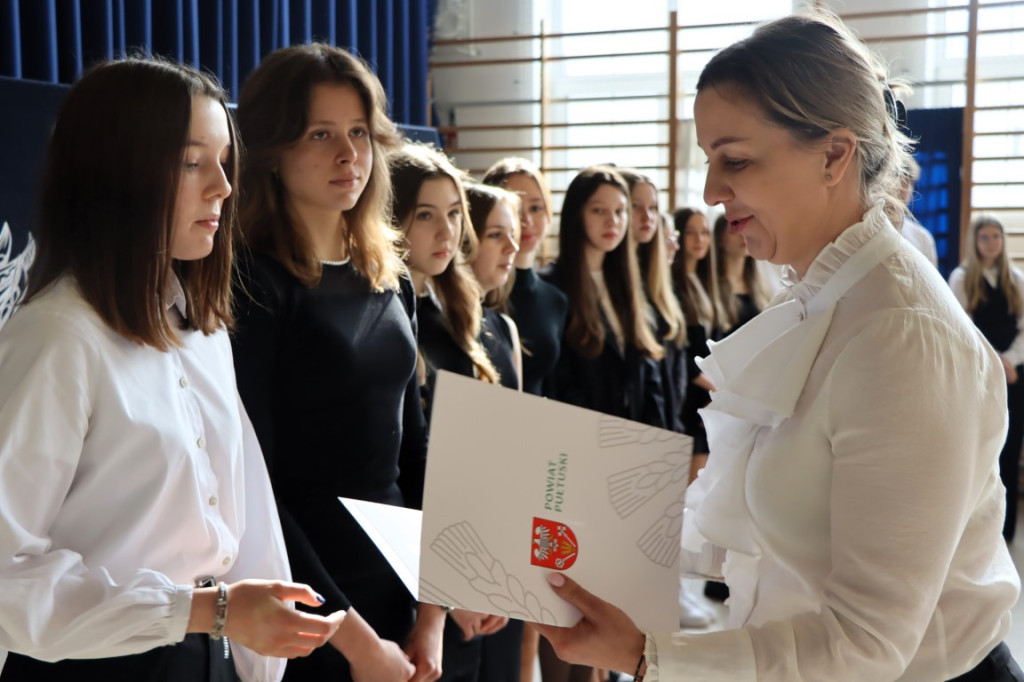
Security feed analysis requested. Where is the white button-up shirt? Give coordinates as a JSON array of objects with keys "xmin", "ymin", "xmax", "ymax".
[{"xmin": 0, "ymin": 277, "xmax": 290, "ymax": 681}]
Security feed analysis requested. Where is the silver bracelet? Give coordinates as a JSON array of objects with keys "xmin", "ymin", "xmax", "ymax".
[{"xmin": 211, "ymin": 582, "xmax": 229, "ymax": 640}]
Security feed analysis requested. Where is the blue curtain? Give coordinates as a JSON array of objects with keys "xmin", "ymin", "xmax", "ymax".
[
  {"xmin": 0, "ymin": 0, "xmax": 434, "ymax": 125},
  {"xmin": 904, "ymin": 107, "xmax": 963, "ymax": 278}
]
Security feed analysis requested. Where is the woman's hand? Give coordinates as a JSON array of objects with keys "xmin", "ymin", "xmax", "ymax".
[
  {"xmin": 533, "ymin": 574, "xmax": 646, "ymax": 673},
  {"xmin": 693, "ymin": 372, "xmax": 716, "ymax": 392},
  {"xmin": 449, "ymin": 609, "xmax": 509, "ymax": 641},
  {"xmin": 330, "ymin": 607, "xmax": 415, "ymax": 682},
  {"xmin": 404, "ymin": 603, "xmax": 446, "ymax": 681},
  {"xmin": 189, "ymin": 579, "xmax": 344, "ymax": 659}
]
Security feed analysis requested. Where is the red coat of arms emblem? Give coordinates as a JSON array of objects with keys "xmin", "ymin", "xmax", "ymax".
[{"xmin": 531, "ymin": 517, "xmax": 579, "ymax": 570}]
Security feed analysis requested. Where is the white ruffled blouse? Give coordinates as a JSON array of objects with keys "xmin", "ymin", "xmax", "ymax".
[{"xmin": 646, "ymin": 203, "xmax": 1019, "ymax": 681}]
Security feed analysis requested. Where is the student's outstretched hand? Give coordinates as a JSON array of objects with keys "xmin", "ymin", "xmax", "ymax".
[
  {"xmin": 189, "ymin": 579, "xmax": 344, "ymax": 659},
  {"xmin": 449, "ymin": 609, "xmax": 509, "ymax": 640},
  {"xmin": 329, "ymin": 607, "xmax": 415, "ymax": 682},
  {"xmin": 405, "ymin": 603, "xmax": 445, "ymax": 681},
  {"xmin": 533, "ymin": 573, "xmax": 646, "ymax": 673}
]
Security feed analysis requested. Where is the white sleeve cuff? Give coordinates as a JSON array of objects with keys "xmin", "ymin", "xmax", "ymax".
[{"xmin": 651, "ymin": 628, "xmax": 758, "ymax": 682}]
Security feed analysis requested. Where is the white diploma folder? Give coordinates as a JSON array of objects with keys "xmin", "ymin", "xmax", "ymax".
[{"xmin": 341, "ymin": 370, "xmax": 693, "ymax": 631}]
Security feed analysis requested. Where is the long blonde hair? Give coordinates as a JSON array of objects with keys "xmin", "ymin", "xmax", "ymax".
[
  {"xmin": 390, "ymin": 143, "xmax": 498, "ymax": 384},
  {"xmin": 237, "ymin": 43, "xmax": 404, "ymax": 291},
  {"xmin": 618, "ymin": 169, "xmax": 686, "ymax": 349},
  {"xmin": 962, "ymin": 215, "xmax": 1022, "ymax": 316},
  {"xmin": 672, "ymin": 207, "xmax": 725, "ymax": 334},
  {"xmin": 482, "ymin": 157, "xmax": 554, "ymax": 265}
]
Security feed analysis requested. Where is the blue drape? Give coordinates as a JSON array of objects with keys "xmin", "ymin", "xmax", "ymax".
[
  {"xmin": 904, "ymin": 107, "xmax": 964, "ymax": 277},
  {"xmin": 0, "ymin": 0, "xmax": 434, "ymax": 125}
]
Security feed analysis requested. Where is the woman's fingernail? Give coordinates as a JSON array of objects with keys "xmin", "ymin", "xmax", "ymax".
[
  {"xmin": 316, "ymin": 593, "xmax": 325, "ymax": 604},
  {"xmin": 547, "ymin": 573, "xmax": 565, "ymax": 587}
]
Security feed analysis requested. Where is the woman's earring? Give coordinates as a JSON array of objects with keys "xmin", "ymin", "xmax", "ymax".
[{"xmin": 825, "ymin": 173, "xmax": 833, "ymax": 182}]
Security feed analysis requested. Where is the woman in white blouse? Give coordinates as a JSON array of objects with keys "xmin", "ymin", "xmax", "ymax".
[
  {"xmin": 949, "ymin": 215, "xmax": 1024, "ymax": 542},
  {"xmin": 536, "ymin": 10, "xmax": 1020, "ymax": 682},
  {"xmin": 0, "ymin": 59, "xmax": 343, "ymax": 681}
]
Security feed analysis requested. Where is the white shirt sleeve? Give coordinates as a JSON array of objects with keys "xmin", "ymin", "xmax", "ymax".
[
  {"xmin": 0, "ymin": 309, "xmax": 191, "ymax": 662},
  {"xmin": 224, "ymin": 399, "xmax": 291, "ymax": 682},
  {"xmin": 947, "ymin": 266, "xmax": 969, "ymax": 310}
]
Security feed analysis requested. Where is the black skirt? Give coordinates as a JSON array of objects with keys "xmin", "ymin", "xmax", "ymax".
[
  {"xmin": 948, "ymin": 642, "xmax": 1024, "ymax": 682},
  {"xmin": 1, "ymin": 634, "xmax": 241, "ymax": 682}
]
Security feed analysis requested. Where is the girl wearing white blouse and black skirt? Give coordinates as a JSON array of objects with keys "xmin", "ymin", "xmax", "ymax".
[
  {"xmin": 0, "ymin": 58, "xmax": 341, "ymax": 682},
  {"xmin": 949, "ymin": 215, "xmax": 1024, "ymax": 542}
]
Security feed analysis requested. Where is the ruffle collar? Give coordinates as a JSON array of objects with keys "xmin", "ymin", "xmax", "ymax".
[{"xmin": 781, "ymin": 201, "xmax": 891, "ymax": 305}]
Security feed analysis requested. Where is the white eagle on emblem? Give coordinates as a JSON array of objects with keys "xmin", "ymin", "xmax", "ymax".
[{"xmin": 0, "ymin": 221, "xmax": 36, "ymax": 331}]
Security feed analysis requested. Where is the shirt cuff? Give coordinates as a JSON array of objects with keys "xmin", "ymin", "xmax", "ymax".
[
  {"xmin": 170, "ymin": 585, "xmax": 195, "ymax": 642},
  {"xmin": 651, "ymin": 628, "xmax": 758, "ymax": 682}
]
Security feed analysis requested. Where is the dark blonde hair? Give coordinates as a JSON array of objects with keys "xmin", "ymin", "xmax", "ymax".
[
  {"xmin": 482, "ymin": 157, "xmax": 554, "ymax": 262},
  {"xmin": 962, "ymin": 215, "xmax": 1021, "ymax": 316},
  {"xmin": 555, "ymin": 165, "xmax": 663, "ymax": 360},
  {"xmin": 672, "ymin": 207, "xmax": 724, "ymax": 333},
  {"xmin": 390, "ymin": 144, "xmax": 498, "ymax": 384},
  {"xmin": 618, "ymin": 169, "xmax": 686, "ymax": 348},
  {"xmin": 713, "ymin": 214, "xmax": 771, "ymax": 328},
  {"xmin": 465, "ymin": 183, "xmax": 521, "ymax": 311},
  {"xmin": 237, "ymin": 43, "xmax": 404, "ymax": 291},
  {"xmin": 697, "ymin": 10, "xmax": 915, "ymax": 226},
  {"xmin": 29, "ymin": 57, "xmax": 238, "ymax": 350}
]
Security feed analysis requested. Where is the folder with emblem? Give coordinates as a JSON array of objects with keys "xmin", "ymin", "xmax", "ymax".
[{"xmin": 341, "ymin": 370, "xmax": 693, "ymax": 631}]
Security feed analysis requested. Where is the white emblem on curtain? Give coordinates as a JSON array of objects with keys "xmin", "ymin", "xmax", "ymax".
[{"xmin": 0, "ymin": 222, "xmax": 35, "ymax": 330}]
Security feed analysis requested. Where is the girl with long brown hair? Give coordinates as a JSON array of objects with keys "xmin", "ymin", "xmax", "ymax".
[
  {"xmin": 390, "ymin": 143, "xmax": 499, "ymax": 416},
  {"xmin": 543, "ymin": 165, "xmax": 666, "ymax": 425},
  {"xmin": 949, "ymin": 215, "xmax": 1024, "ymax": 541},
  {"xmin": 231, "ymin": 44, "xmax": 444, "ymax": 682}
]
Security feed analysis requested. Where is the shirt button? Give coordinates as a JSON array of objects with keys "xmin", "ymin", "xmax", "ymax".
[
  {"xmin": 179, "ymin": 377, "xmax": 189, "ymax": 388},
  {"xmin": 197, "ymin": 437, "xmax": 206, "ymax": 449},
  {"xmin": 208, "ymin": 496, "xmax": 218, "ymax": 506},
  {"xmin": 222, "ymin": 556, "xmax": 231, "ymax": 566}
]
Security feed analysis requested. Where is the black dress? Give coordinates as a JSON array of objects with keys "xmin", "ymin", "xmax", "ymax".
[
  {"xmin": 970, "ymin": 278, "xmax": 1024, "ymax": 541},
  {"xmin": 732, "ymin": 292, "xmax": 761, "ymax": 331},
  {"xmin": 230, "ymin": 253, "xmax": 427, "ymax": 681},
  {"xmin": 681, "ymin": 322, "xmax": 713, "ymax": 454},
  {"xmin": 540, "ymin": 262, "xmax": 666, "ymax": 429},
  {"xmin": 507, "ymin": 267, "xmax": 569, "ymax": 397},
  {"xmin": 651, "ymin": 306, "xmax": 687, "ymax": 433},
  {"xmin": 415, "ymin": 297, "xmax": 519, "ymax": 682}
]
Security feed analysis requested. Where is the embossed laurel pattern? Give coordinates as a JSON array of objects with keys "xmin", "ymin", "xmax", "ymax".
[
  {"xmin": 636, "ymin": 485, "xmax": 685, "ymax": 567},
  {"xmin": 607, "ymin": 450, "xmax": 690, "ymax": 519},
  {"xmin": 597, "ymin": 414, "xmax": 678, "ymax": 448},
  {"xmin": 0, "ymin": 222, "xmax": 35, "ymax": 330},
  {"xmin": 430, "ymin": 521, "xmax": 557, "ymax": 624}
]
